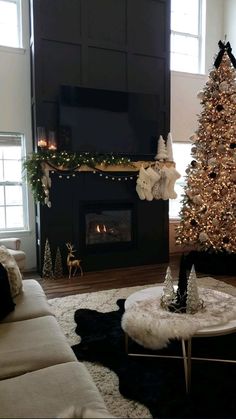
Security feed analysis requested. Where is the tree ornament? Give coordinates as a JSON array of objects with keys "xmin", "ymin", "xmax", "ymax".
[
  {"xmin": 197, "ymin": 91, "xmax": 204, "ymax": 100},
  {"xmin": 189, "ymin": 133, "xmax": 198, "ymax": 142},
  {"xmin": 208, "ymin": 157, "xmax": 217, "ymax": 166},
  {"xmin": 216, "ymin": 104, "xmax": 224, "ymax": 112},
  {"xmin": 212, "ymin": 218, "xmax": 219, "ymax": 226},
  {"xmin": 209, "ymin": 172, "xmax": 217, "ymax": 179},
  {"xmin": 219, "ymin": 81, "xmax": 229, "ymax": 92},
  {"xmin": 199, "ymin": 232, "xmax": 209, "ymax": 243},
  {"xmin": 42, "ymin": 238, "xmax": 54, "ymax": 279}
]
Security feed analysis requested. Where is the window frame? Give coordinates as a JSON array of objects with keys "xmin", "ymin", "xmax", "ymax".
[
  {"xmin": 170, "ymin": 0, "xmax": 206, "ymax": 74},
  {"xmin": 169, "ymin": 141, "xmax": 192, "ymax": 221},
  {"xmin": 0, "ymin": 0, "xmax": 22, "ymax": 49},
  {"xmin": 0, "ymin": 132, "xmax": 29, "ymax": 232}
]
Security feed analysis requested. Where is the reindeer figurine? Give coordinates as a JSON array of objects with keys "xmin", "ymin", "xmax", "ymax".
[{"xmin": 65, "ymin": 243, "xmax": 83, "ymax": 278}]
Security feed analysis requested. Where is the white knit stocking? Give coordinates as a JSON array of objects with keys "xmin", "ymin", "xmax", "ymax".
[{"xmin": 161, "ymin": 166, "xmax": 181, "ymax": 200}]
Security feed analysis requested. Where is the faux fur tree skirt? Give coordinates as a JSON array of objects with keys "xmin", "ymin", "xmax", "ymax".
[{"xmin": 122, "ymin": 288, "xmax": 236, "ymax": 350}]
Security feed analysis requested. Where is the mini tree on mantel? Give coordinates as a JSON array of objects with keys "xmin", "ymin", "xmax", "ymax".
[{"xmin": 176, "ymin": 41, "xmax": 236, "ymax": 254}]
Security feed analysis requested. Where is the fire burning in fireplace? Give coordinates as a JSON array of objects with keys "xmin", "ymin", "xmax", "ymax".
[
  {"xmin": 85, "ymin": 206, "xmax": 133, "ymax": 246},
  {"xmin": 96, "ymin": 224, "xmax": 107, "ymax": 233}
]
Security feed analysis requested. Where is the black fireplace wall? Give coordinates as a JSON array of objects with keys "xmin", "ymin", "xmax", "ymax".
[
  {"xmin": 30, "ymin": 0, "xmax": 171, "ymax": 272},
  {"xmin": 40, "ymin": 173, "xmax": 169, "ymax": 272}
]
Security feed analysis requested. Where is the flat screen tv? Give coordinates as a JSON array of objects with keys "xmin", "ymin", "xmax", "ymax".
[{"xmin": 58, "ymin": 85, "xmax": 160, "ymax": 156}]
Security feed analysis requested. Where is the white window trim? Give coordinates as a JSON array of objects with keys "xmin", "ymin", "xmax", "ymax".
[
  {"xmin": 169, "ymin": 141, "xmax": 192, "ymax": 220},
  {"xmin": 0, "ymin": 133, "xmax": 29, "ymax": 232},
  {"xmin": 0, "ymin": 0, "xmax": 23, "ymax": 50}
]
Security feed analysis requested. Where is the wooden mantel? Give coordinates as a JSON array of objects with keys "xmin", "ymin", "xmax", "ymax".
[{"xmin": 46, "ymin": 160, "xmax": 175, "ymax": 173}]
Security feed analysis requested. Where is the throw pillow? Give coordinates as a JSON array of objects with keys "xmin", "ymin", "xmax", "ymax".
[
  {"xmin": 0, "ymin": 262, "xmax": 15, "ymax": 320},
  {"xmin": 0, "ymin": 245, "xmax": 23, "ymax": 298}
]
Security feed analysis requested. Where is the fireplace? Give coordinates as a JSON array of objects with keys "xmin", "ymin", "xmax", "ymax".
[
  {"xmin": 40, "ymin": 172, "xmax": 169, "ymax": 272},
  {"xmin": 82, "ymin": 202, "xmax": 135, "ymax": 252}
]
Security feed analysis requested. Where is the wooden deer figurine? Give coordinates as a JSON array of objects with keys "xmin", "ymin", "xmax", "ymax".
[{"xmin": 65, "ymin": 242, "xmax": 83, "ymax": 278}]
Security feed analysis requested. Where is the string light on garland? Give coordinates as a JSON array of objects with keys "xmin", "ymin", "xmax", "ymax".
[{"xmin": 23, "ymin": 150, "xmax": 137, "ymax": 205}]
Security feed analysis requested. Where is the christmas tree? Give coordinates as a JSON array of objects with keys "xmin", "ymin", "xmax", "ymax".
[
  {"xmin": 160, "ymin": 266, "xmax": 175, "ymax": 309},
  {"xmin": 42, "ymin": 238, "xmax": 54, "ymax": 279},
  {"xmin": 54, "ymin": 247, "xmax": 64, "ymax": 279},
  {"xmin": 186, "ymin": 265, "xmax": 201, "ymax": 314},
  {"xmin": 176, "ymin": 41, "xmax": 236, "ymax": 254}
]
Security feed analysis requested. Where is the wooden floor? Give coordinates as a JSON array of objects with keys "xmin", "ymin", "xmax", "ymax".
[{"xmin": 26, "ymin": 254, "xmax": 236, "ymax": 299}]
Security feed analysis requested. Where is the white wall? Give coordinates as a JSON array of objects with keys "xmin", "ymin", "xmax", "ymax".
[
  {"xmin": 224, "ymin": 0, "xmax": 236, "ymax": 52},
  {"xmin": 0, "ymin": 0, "xmax": 36, "ymax": 270}
]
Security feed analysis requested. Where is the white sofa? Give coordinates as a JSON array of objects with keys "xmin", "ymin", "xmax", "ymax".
[
  {"xmin": 0, "ymin": 238, "xmax": 26, "ymax": 271},
  {"xmin": 0, "ymin": 279, "xmax": 112, "ymax": 418}
]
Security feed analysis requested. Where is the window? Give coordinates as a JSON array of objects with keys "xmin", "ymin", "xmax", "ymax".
[
  {"xmin": 0, "ymin": 0, "xmax": 22, "ymax": 48},
  {"xmin": 169, "ymin": 142, "xmax": 192, "ymax": 219},
  {"xmin": 0, "ymin": 134, "xmax": 28, "ymax": 231},
  {"xmin": 170, "ymin": 0, "xmax": 205, "ymax": 73}
]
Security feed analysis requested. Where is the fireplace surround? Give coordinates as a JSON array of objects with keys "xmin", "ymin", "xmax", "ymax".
[{"xmin": 39, "ymin": 171, "xmax": 169, "ymax": 273}]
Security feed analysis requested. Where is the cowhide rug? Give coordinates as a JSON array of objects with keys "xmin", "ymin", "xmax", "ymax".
[{"xmin": 72, "ymin": 298, "xmax": 236, "ymax": 418}]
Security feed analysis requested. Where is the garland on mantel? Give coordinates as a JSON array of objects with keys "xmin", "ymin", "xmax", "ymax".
[{"xmin": 23, "ymin": 150, "xmax": 138, "ymax": 204}]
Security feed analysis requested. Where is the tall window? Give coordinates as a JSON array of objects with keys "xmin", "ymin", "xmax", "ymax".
[
  {"xmin": 169, "ymin": 142, "xmax": 192, "ymax": 219},
  {"xmin": 171, "ymin": 0, "xmax": 205, "ymax": 73},
  {"xmin": 0, "ymin": 0, "xmax": 22, "ymax": 48},
  {"xmin": 0, "ymin": 134, "xmax": 28, "ymax": 231}
]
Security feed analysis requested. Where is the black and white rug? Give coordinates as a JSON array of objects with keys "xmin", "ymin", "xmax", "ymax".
[{"xmin": 48, "ymin": 278, "xmax": 236, "ymax": 418}]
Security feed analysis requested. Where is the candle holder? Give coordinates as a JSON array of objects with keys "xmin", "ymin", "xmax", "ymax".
[
  {"xmin": 48, "ymin": 131, "xmax": 57, "ymax": 150},
  {"xmin": 37, "ymin": 127, "xmax": 47, "ymax": 149}
]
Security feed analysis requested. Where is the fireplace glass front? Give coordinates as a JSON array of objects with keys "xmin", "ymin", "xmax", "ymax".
[
  {"xmin": 82, "ymin": 202, "xmax": 135, "ymax": 251},
  {"xmin": 86, "ymin": 209, "xmax": 132, "ymax": 245}
]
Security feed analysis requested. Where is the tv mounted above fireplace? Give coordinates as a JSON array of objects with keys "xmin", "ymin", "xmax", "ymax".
[{"xmin": 58, "ymin": 85, "xmax": 160, "ymax": 156}]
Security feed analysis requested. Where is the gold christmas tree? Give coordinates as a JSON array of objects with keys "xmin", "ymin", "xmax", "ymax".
[
  {"xmin": 42, "ymin": 238, "xmax": 54, "ymax": 279},
  {"xmin": 176, "ymin": 41, "xmax": 236, "ymax": 253}
]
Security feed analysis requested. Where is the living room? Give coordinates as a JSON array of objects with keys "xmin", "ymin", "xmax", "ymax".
[
  {"xmin": 0, "ymin": 0, "xmax": 236, "ymax": 418},
  {"xmin": 0, "ymin": 0, "xmax": 235, "ymax": 271},
  {"xmin": 1, "ymin": 0, "xmax": 236, "ymax": 274}
]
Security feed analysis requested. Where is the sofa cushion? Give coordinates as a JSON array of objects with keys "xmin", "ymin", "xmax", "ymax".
[
  {"xmin": 0, "ymin": 263, "xmax": 15, "ymax": 320},
  {"xmin": 2, "ymin": 279, "xmax": 53, "ymax": 323},
  {"xmin": 0, "ymin": 315, "xmax": 76, "ymax": 379},
  {"xmin": 0, "ymin": 246, "xmax": 22, "ymax": 297},
  {"xmin": 0, "ymin": 362, "xmax": 110, "ymax": 419}
]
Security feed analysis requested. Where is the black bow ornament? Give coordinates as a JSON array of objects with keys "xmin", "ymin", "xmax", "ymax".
[{"xmin": 214, "ymin": 40, "xmax": 236, "ymax": 69}]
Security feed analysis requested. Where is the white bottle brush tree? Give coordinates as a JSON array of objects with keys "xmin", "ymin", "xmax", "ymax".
[{"xmin": 176, "ymin": 41, "xmax": 236, "ymax": 253}]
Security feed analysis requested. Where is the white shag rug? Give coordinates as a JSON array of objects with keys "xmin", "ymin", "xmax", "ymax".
[{"xmin": 48, "ymin": 277, "xmax": 236, "ymax": 419}]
